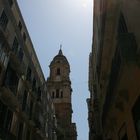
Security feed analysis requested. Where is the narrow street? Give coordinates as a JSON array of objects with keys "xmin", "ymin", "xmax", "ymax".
[{"xmin": 0, "ymin": 0, "xmax": 140, "ymax": 140}]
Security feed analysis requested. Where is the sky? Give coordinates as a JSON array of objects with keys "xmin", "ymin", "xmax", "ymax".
[{"xmin": 17, "ymin": 0, "xmax": 93, "ymax": 140}]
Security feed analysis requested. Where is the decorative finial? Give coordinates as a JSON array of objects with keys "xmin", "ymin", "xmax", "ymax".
[
  {"xmin": 60, "ymin": 44, "xmax": 62, "ymax": 50},
  {"xmin": 58, "ymin": 44, "xmax": 63, "ymax": 55}
]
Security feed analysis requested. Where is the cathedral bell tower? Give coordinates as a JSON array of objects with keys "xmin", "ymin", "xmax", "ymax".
[{"xmin": 46, "ymin": 48, "xmax": 77, "ymax": 140}]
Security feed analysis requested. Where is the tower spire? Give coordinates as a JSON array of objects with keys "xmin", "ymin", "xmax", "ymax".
[
  {"xmin": 60, "ymin": 44, "xmax": 62, "ymax": 50},
  {"xmin": 58, "ymin": 44, "xmax": 63, "ymax": 55}
]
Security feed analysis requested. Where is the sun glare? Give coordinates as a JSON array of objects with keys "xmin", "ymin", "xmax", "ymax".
[{"xmin": 82, "ymin": 0, "xmax": 87, "ymax": 8}]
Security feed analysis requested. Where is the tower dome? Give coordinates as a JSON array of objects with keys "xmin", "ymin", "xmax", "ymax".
[
  {"xmin": 50, "ymin": 48, "xmax": 70, "ymax": 70},
  {"xmin": 49, "ymin": 49, "xmax": 70, "ymax": 81}
]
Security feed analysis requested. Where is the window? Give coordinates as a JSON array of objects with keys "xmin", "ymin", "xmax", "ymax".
[
  {"xmin": 52, "ymin": 91, "xmax": 55, "ymax": 98},
  {"xmin": 22, "ymin": 90, "xmax": 28, "ymax": 111},
  {"xmin": 8, "ymin": 0, "xmax": 13, "ymax": 7},
  {"xmin": 118, "ymin": 12, "xmax": 128, "ymax": 34},
  {"xmin": 12, "ymin": 37, "xmax": 19, "ymax": 54},
  {"xmin": 132, "ymin": 97, "xmax": 140, "ymax": 140},
  {"xmin": 18, "ymin": 47, "xmax": 24, "ymax": 62},
  {"xmin": 60, "ymin": 91, "xmax": 63, "ymax": 98},
  {"xmin": 26, "ymin": 129, "xmax": 30, "ymax": 140},
  {"xmin": 12, "ymin": 37, "xmax": 24, "ymax": 62},
  {"xmin": 29, "ymin": 101, "xmax": 33, "ymax": 119},
  {"xmin": 37, "ymin": 87, "xmax": 41, "ymax": 101},
  {"xmin": 23, "ymin": 32, "xmax": 26, "ymax": 42},
  {"xmin": 0, "ymin": 101, "xmax": 13, "ymax": 139},
  {"xmin": 0, "ymin": 10, "xmax": 8, "ymax": 30},
  {"xmin": 32, "ymin": 78, "xmax": 36, "ymax": 92},
  {"xmin": 121, "ymin": 134, "xmax": 128, "ymax": 140},
  {"xmin": 18, "ymin": 123, "xmax": 23, "ymax": 140},
  {"xmin": 3, "ymin": 55, "xmax": 8, "ymax": 68},
  {"xmin": 57, "ymin": 60, "xmax": 60, "ymax": 63},
  {"xmin": 56, "ymin": 68, "xmax": 60, "ymax": 75},
  {"xmin": 4, "ymin": 64, "xmax": 19, "ymax": 95},
  {"xmin": 0, "ymin": 51, "xmax": 6, "ymax": 63},
  {"xmin": 118, "ymin": 124, "xmax": 128, "ymax": 140},
  {"xmin": 18, "ymin": 21, "xmax": 22, "ymax": 31},
  {"xmin": 5, "ymin": 110, "xmax": 13, "ymax": 132},
  {"xmin": 26, "ymin": 67, "xmax": 31, "ymax": 81},
  {"xmin": 38, "ymin": 87, "xmax": 41, "ymax": 96},
  {"xmin": 0, "ymin": 44, "xmax": 9, "ymax": 68},
  {"xmin": 0, "ymin": 101, "xmax": 6, "ymax": 133},
  {"xmin": 56, "ymin": 89, "xmax": 59, "ymax": 98}
]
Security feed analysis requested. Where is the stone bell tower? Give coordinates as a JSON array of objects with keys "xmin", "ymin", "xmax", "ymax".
[{"xmin": 46, "ymin": 47, "xmax": 77, "ymax": 140}]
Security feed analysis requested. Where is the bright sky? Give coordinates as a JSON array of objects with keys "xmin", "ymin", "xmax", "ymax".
[{"xmin": 17, "ymin": 0, "xmax": 93, "ymax": 140}]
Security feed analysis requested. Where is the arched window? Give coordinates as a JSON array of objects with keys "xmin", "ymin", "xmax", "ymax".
[
  {"xmin": 56, "ymin": 68, "xmax": 60, "ymax": 75},
  {"xmin": 56, "ymin": 89, "xmax": 59, "ymax": 98}
]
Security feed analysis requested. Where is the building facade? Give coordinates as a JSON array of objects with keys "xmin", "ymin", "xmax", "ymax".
[
  {"xmin": 46, "ymin": 49, "xmax": 77, "ymax": 140},
  {"xmin": 88, "ymin": 0, "xmax": 140, "ymax": 140},
  {"xmin": 0, "ymin": 0, "xmax": 56, "ymax": 140}
]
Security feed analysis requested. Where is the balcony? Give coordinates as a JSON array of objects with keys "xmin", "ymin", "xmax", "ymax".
[
  {"xmin": 9, "ymin": 52, "xmax": 25, "ymax": 75},
  {"xmin": 0, "ymin": 87, "xmax": 19, "ymax": 109},
  {"xmin": 102, "ymin": 33, "xmax": 138, "ymax": 125},
  {"xmin": 0, "ymin": 25, "xmax": 10, "ymax": 43},
  {"xmin": 118, "ymin": 33, "xmax": 137, "ymax": 63},
  {"xmin": 32, "ymin": 103, "xmax": 44, "ymax": 131}
]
